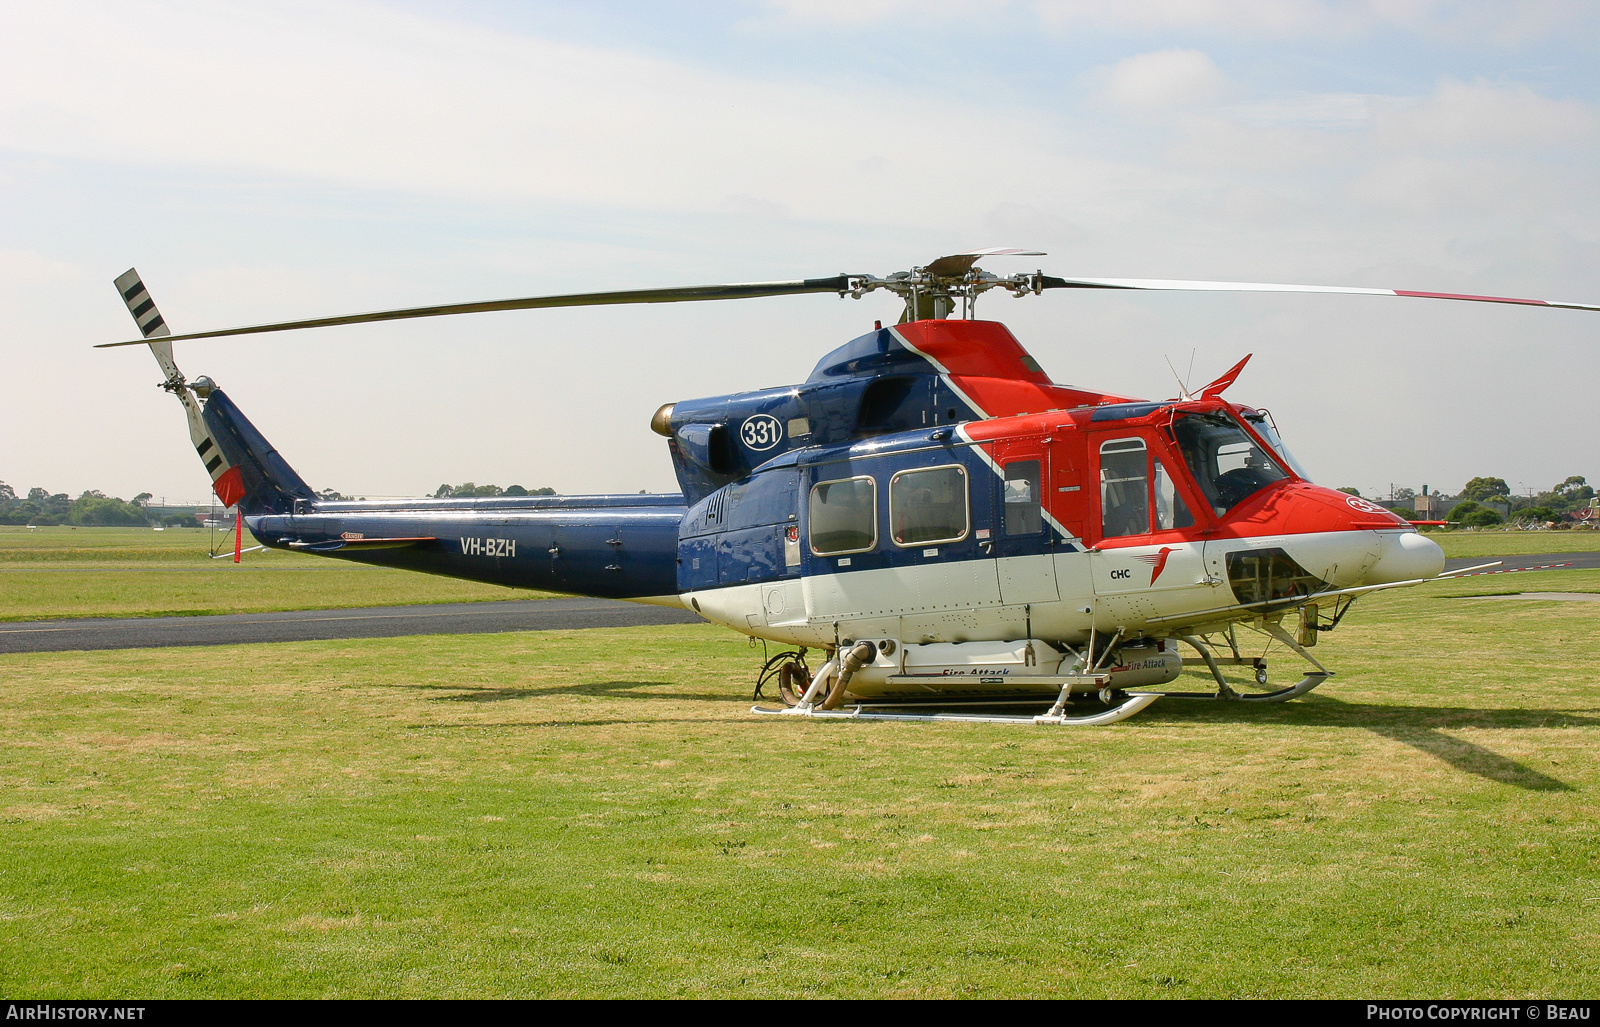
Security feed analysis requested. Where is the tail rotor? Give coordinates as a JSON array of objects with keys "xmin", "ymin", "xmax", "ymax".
[{"xmin": 113, "ymin": 269, "xmax": 245, "ymax": 508}]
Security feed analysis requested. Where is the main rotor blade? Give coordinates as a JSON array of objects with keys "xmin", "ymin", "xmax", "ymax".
[
  {"xmin": 1040, "ymin": 276, "xmax": 1600, "ymax": 312},
  {"xmin": 96, "ymin": 276, "xmax": 855, "ymax": 348}
]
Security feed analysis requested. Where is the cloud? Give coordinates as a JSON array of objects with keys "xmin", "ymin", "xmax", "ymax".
[
  {"xmin": 1033, "ymin": 0, "xmax": 1592, "ymax": 41},
  {"xmin": 1038, "ymin": 0, "xmax": 1338, "ymax": 36},
  {"xmin": 1371, "ymin": 78, "xmax": 1598, "ymax": 150},
  {"xmin": 1097, "ymin": 49, "xmax": 1230, "ymax": 112},
  {"xmin": 1224, "ymin": 93, "xmax": 1379, "ymax": 131},
  {"xmin": 0, "ymin": 0, "xmax": 1114, "ymax": 227},
  {"xmin": 0, "ymin": 249, "xmax": 80, "ymax": 289},
  {"xmin": 763, "ymin": 0, "xmax": 1007, "ymax": 24},
  {"xmin": 1166, "ymin": 78, "xmax": 1598, "ymax": 201},
  {"xmin": 0, "ymin": 1, "xmax": 1594, "ymax": 501}
]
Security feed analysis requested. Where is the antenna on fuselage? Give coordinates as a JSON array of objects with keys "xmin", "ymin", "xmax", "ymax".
[{"xmin": 1163, "ymin": 354, "xmax": 1193, "ymax": 401}]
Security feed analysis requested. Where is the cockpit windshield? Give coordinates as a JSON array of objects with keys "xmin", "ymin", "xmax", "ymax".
[
  {"xmin": 1173, "ymin": 412, "xmax": 1290, "ymax": 515},
  {"xmin": 1240, "ymin": 410, "xmax": 1311, "ymax": 480}
]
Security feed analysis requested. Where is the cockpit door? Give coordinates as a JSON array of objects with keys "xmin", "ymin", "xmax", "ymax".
[
  {"xmin": 1089, "ymin": 433, "xmax": 1213, "ymax": 609},
  {"xmin": 989, "ymin": 440, "xmax": 1060, "ymax": 605}
]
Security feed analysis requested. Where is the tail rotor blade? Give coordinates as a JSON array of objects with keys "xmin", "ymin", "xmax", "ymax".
[
  {"xmin": 111, "ymin": 269, "xmax": 245, "ymax": 506},
  {"xmin": 113, "ymin": 267, "xmax": 181, "ymax": 382}
]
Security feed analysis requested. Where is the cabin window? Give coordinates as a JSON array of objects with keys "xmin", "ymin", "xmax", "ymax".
[
  {"xmin": 1153, "ymin": 460, "xmax": 1195, "ymax": 530},
  {"xmin": 1173, "ymin": 412, "xmax": 1289, "ymax": 515},
  {"xmin": 890, "ymin": 465, "xmax": 969, "ymax": 546},
  {"xmin": 1002, "ymin": 460, "xmax": 1042, "ymax": 536},
  {"xmin": 809, "ymin": 476, "xmax": 877, "ymax": 555},
  {"xmin": 1099, "ymin": 438, "xmax": 1150, "ymax": 538}
]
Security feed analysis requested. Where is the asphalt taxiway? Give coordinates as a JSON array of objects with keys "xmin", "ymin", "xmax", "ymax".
[{"xmin": 0, "ymin": 598, "xmax": 701, "ymax": 654}]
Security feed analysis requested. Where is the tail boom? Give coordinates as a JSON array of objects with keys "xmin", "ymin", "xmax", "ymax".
[{"xmin": 248, "ymin": 494, "xmax": 687, "ymax": 602}]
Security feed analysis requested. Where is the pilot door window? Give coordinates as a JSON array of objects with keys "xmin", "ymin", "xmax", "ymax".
[
  {"xmin": 808, "ymin": 476, "xmax": 878, "ymax": 556},
  {"xmin": 890, "ymin": 465, "xmax": 969, "ymax": 546},
  {"xmin": 1002, "ymin": 460, "xmax": 1042, "ymax": 535},
  {"xmin": 1100, "ymin": 438, "xmax": 1195, "ymax": 538},
  {"xmin": 1100, "ymin": 439, "xmax": 1150, "ymax": 537}
]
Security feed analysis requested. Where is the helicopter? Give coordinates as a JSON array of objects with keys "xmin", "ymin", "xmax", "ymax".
[{"xmin": 101, "ymin": 251, "xmax": 1598, "ymax": 726}]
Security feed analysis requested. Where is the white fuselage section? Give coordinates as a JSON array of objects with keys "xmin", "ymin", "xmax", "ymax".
[{"xmin": 682, "ymin": 528, "xmax": 1439, "ymax": 647}]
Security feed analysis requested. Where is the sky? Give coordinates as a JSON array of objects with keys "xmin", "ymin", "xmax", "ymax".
[{"xmin": 1, "ymin": 0, "xmax": 1596, "ymax": 504}]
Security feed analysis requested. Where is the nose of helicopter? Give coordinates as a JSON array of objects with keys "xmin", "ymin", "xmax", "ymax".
[{"xmin": 1363, "ymin": 531, "xmax": 1445, "ymax": 585}]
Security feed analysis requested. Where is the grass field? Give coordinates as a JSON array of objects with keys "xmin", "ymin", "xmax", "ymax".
[
  {"xmin": 1, "ymin": 568, "xmax": 1596, "ymax": 998},
  {"xmin": 1428, "ymin": 529, "xmax": 1600, "ymax": 559},
  {"xmin": 0, "ymin": 526, "xmax": 543, "ymax": 621}
]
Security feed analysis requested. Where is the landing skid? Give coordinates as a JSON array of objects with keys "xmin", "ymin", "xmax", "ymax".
[
  {"xmin": 751, "ymin": 620, "xmax": 1332, "ymax": 727},
  {"xmin": 1134, "ymin": 670, "xmax": 1331, "ymax": 703},
  {"xmin": 751, "ymin": 692, "xmax": 1161, "ymax": 726},
  {"xmin": 750, "ymin": 669, "xmax": 1327, "ymax": 726}
]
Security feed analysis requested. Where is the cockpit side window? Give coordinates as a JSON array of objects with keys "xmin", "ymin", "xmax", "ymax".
[
  {"xmin": 1173, "ymin": 412, "xmax": 1289, "ymax": 515},
  {"xmin": 1099, "ymin": 438, "xmax": 1150, "ymax": 538}
]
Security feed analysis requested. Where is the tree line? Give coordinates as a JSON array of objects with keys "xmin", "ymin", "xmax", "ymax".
[
  {"xmin": 1340, "ymin": 476, "xmax": 1595, "ymax": 527},
  {"xmin": 1, "ymin": 480, "xmax": 563, "ymax": 526},
  {"xmin": 0, "ymin": 483, "xmax": 161, "ymax": 527},
  {"xmin": 431, "ymin": 483, "xmax": 556, "ymax": 498}
]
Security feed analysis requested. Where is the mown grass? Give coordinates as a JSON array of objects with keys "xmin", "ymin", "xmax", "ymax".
[
  {"xmin": 0, "ymin": 527, "xmax": 544, "ymax": 621},
  {"xmin": 1, "ymin": 571, "xmax": 1596, "ymax": 998},
  {"xmin": 1429, "ymin": 529, "xmax": 1600, "ymax": 559}
]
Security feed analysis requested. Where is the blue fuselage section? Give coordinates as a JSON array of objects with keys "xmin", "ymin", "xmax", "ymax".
[
  {"xmin": 249, "ymin": 494, "xmax": 686, "ymax": 600},
  {"xmin": 219, "ymin": 324, "xmax": 1043, "ymax": 606}
]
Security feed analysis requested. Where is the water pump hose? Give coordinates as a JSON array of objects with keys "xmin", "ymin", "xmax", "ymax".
[{"xmin": 820, "ymin": 640, "xmax": 878, "ymax": 710}]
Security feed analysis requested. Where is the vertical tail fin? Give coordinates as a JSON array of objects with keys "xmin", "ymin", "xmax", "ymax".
[{"xmin": 198, "ymin": 388, "xmax": 315, "ymax": 515}]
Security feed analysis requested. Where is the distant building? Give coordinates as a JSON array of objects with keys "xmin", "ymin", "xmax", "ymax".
[
  {"xmin": 143, "ymin": 505, "xmax": 200, "ymax": 523},
  {"xmin": 1407, "ymin": 494, "xmax": 1511, "ymax": 520},
  {"xmin": 1412, "ymin": 494, "xmax": 1460, "ymax": 519}
]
